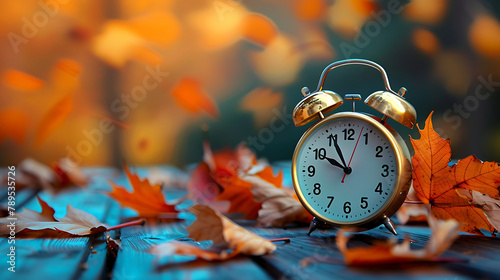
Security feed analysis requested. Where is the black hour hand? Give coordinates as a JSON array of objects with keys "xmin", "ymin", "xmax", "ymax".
[{"xmin": 325, "ymin": 157, "xmax": 344, "ymax": 170}]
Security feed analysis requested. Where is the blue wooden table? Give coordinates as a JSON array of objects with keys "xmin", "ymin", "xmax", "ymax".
[{"xmin": 1, "ymin": 165, "xmax": 499, "ymax": 280}]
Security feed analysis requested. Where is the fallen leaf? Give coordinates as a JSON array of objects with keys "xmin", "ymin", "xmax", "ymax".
[
  {"xmin": 151, "ymin": 241, "xmax": 242, "ymax": 261},
  {"xmin": 107, "ymin": 165, "xmax": 179, "ymax": 217},
  {"xmin": 396, "ymin": 202, "xmax": 429, "ymax": 225},
  {"xmin": 456, "ymin": 190, "xmax": 500, "ymax": 232},
  {"xmin": 170, "ymin": 77, "xmax": 219, "ymax": 118},
  {"xmin": 411, "ymin": 112, "xmax": 500, "ymax": 234},
  {"xmin": 1, "ymin": 69, "xmax": 45, "ymax": 91},
  {"xmin": 0, "ymin": 108, "xmax": 29, "ymax": 144},
  {"xmin": 51, "ymin": 157, "xmax": 89, "ymax": 188},
  {"xmin": 0, "ymin": 196, "xmax": 108, "ymax": 236},
  {"xmin": 336, "ymin": 216, "xmax": 460, "ymax": 265},
  {"xmin": 243, "ymin": 174, "xmax": 312, "ymax": 227},
  {"xmin": 34, "ymin": 93, "xmax": 73, "ymax": 147},
  {"xmin": 186, "ymin": 204, "xmax": 276, "ymax": 255}
]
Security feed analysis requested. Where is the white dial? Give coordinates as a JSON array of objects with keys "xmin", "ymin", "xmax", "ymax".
[{"xmin": 293, "ymin": 114, "xmax": 398, "ymax": 224}]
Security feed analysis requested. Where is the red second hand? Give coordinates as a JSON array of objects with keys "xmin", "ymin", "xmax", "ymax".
[{"xmin": 342, "ymin": 127, "xmax": 364, "ymax": 183}]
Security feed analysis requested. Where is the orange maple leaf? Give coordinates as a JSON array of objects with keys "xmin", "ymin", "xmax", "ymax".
[
  {"xmin": 411, "ymin": 112, "xmax": 500, "ymax": 234},
  {"xmin": 107, "ymin": 165, "xmax": 178, "ymax": 217},
  {"xmin": 170, "ymin": 78, "xmax": 219, "ymax": 118}
]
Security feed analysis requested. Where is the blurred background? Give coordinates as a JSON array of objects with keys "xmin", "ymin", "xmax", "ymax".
[{"xmin": 0, "ymin": 0, "xmax": 499, "ymax": 168}]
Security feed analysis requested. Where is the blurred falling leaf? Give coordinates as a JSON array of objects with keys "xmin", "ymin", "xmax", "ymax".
[
  {"xmin": 294, "ymin": 0, "xmax": 327, "ymax": 21},
  {"xmin": 241, "ymin": 13, "xmax": 278, "ymax": 47},
  {"xmin": 404, "ymin": 0, "xmax": 448, "ymax": 25},
  {"xmin": 327, "ymin": 0, "xmax": 377, "ymax": 38},
  {"xmin": 294, "ymin": 27, "xmax": 335, "ymax": 60},
  {"xmin": 0, "ymin": 108, "xmax": 29, "ymax": 144},
  {"xmin": 433, "ymin": 51, "xmax": 471, "ymax": 95},
  {"xmin": 122, "ymin": 11, "xmax": 180, "ymax": 46},
  {"xmin": 336, "ymin": 217, "xmax": 459, "ymax": 265},
  {"xmin": 91, "ymin": 21, "xmax": 154, "ymax": 67},
  {"xmin": 186, "ymin": 204, "xmax": 276, "ymax": 255},
  {"xmin": 107, "ymin": 165, "xmax": 179, "ymax": 217},
  {"xmin": 170, "ymin": 77, "xmax": 219, "ymax": 118},
  {"xmin": 240, "ymin": 87, "xmax": 283, "ymax": 128},
  {"xmin": 51, "ymin": 59, "xmax": 82, "ymax": 93},
  {"xmin": 0, "ymin": 196, "xmax": 108, "ymax": 236},
  {"xmin": 469, "ymin": 14, "xmax": 500, "ymax": 58},
  {"xmin": 250, "ymin": 35, "xmax": 303, "ymax": 86},
  {"xmin": 411, "ymin": 112, "xmax": 500, "ymax": 235},
  {"xmin": 1, "ymin": 70, "xmax": 45, "ymax": 91},
  {"xmin": 34, "ymin": 93, "xmax": 73, "ymax": 147},
  {"xmin": 412, "ymin": 28, "xmax": 440, "ymax": 55},
  {"xmin": 240, "ymin": 88, "xmax": 283, "ymax": 111},
  {"xmin": 188, "ymin": 4, "xmax": 246, "ymax": 50}
]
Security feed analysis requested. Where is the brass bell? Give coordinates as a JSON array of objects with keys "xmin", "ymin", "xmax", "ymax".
[
  {"xmin": 365, "ymin": 88, "xmax": 417, "ymax": 128},
  {"xmin": 292, "ymin": 87, "xmax": 343, "ymax": 126},
  {"xmin": 293, "ymin": 59, "xmax": 417, "ymax": 128}
]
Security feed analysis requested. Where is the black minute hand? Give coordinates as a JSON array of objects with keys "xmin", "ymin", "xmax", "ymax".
[{"xmin": 334, "ymin": 136, "xmax": 348, "ymax": 168}]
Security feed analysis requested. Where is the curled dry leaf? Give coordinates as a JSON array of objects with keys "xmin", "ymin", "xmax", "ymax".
[
  {"xmin": 396, "ymin": 202, "xmax": 429, "ymax": 225},
  {"xmin": 151, "ymin": 241, "xmax": 242, "ymax": 262},
  {"xmin": 2, "ymin": 158, "xmax": 88, "ymax": 192},
  {"xmin": 186, "ymin": 204, "xmax": 276, "ymax": 256},
  {"xmin": 456, "ymin": 190, "xmax": 500, "ymax": 232},
  {"xmin": 0, "ymin": 197, "xmax": 108, "ymax": 236},
  {"xmin": 336, "ymin": 216, "xmax": 460, "ymax": 265},
  {"xmin": 107, "ymin": 165, "xmax": 179, "ymax": 217},
  {"xmin": 242, "ymin": 175, "xmax": 312, "ymax": 227},
  {"xmin": 411, "ymin": 112, "xmax": 500, "ymax": 234}
]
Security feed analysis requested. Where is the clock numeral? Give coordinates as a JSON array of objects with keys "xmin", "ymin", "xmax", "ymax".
[
  {"xmin": 343, "ymin": 201, "xmax": 351, "ymax": 214},
  {"xmin": 375, "ymin": 182, "xmax": 383, "ymax": 194},
  {"xmin": 313, "ymin": 148, "xmax": 326, "ymax": 160},
  {"xmin": 313, "ymin": 183, "xmax": 321, "ymax": 195},
  {"xmin": 363, "ymin": 133, "xmax": 368, "ymax": 145},
  {"xmin": 375, "ymin": 146, "xmax": 384, "ymax": 157},
  {"xmin": 381, "ymin": 164, "xmax": 389, "ymax": 177},
  {"xmin": 307, "ymin": 165, "xmax": 315, "ymax": 177},
  {"xmin": 327, "ymin": 134, "xmax": 337, "ymax": 147},
  {"xmin": 360, "ymin": 197, "xmax": 368, "ymax": 209},
  {"xmin": 342, "ymin": 128, "xmax": 355, "ymax": 141},
  {"xmin": 327, "ymin": 196, "xmax": 335, "ymax": 208}
]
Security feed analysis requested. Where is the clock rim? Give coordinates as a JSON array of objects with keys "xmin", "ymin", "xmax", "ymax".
[{"xmin": 291, "ymin": 112, "xmax": 412, "ymax": 231}]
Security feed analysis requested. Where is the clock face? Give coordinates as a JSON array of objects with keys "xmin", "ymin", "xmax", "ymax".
[{"xmin": 293, "ymin": 114, "xmax": 400, "ymax": 225}]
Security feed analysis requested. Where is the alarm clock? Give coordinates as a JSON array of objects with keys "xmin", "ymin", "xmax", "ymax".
[{"xmin": 291, "ymin": 59, "xmax": 416, "ymax": 235}]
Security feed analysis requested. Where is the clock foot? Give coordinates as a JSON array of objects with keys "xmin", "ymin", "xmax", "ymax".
[
  {"xmin": 383, "ymin": 216, "xmax": 397, "ymax": 235},
  {"xmin": 307, "ymin": 217, "xmax": 328, "ymax": 235}
]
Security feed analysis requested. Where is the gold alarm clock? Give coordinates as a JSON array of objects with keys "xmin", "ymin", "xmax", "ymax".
[{"xmin": 291, "ymin": 59, "xmax": 416, "ymax": 235}]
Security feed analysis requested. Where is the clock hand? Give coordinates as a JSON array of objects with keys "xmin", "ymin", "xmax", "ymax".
[
  {"xmin": 341, "ymin": 127, "xmax": 364, "ymax": 183},
  {"xmin": 333, "ymin": 135, "xmax": 348, "ymax": 168},
  {"xmin": 325, "ymin": 157, "xmax": 345, "ymax": 170}
]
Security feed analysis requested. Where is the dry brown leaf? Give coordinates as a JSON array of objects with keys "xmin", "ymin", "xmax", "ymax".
[
  {"xmin": 336, "ymin": 216, "xmax": 460, "ymax": 265},
  {"xmin": 0, "ymin": 197, "xmax": 108, "ymax": 236},
  {"xmin": 151, "ymin": 241, "xmax": 242, "ymax": 261},
  {"xmin": 187, "ymin": 204, "xmax": 276, "ymax": 256},
  {"xmin": 242, "ymin": 175, "xmax": 312, "ymax": 227},
  {"xmin": 2, "ymin": 158, "xmax": 88, "ymax": 192},
  {"xmin": 411, "ymin": 112, "xmax": 500, "ymax": 234},
  {"xmin": 456, "ymin": 190, "xmax": 500, "ymax": 233}
]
